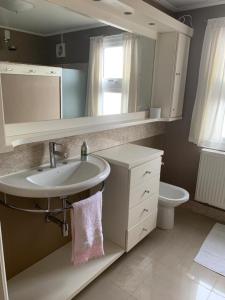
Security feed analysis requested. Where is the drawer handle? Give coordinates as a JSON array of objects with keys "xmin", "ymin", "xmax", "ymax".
[
  {"xmin": 143, "ymin": 209, "xmax": 149, "ymax": 213},
  {"xmin": 5, "ymin": 68, "xmax": 13, "ymax": 72},
  {"xmin": 144, "ymin": 190, "xmax": 150, "ymax": 194},
  {"xmin": 144, "ymin": 171, "xmax": 151, "ymax": 175},
  {"xmin": 142, "ymin": 228, "xmax": 148, "ymax": 232}
]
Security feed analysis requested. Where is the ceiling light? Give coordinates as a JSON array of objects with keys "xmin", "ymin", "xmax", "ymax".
[{"xmin": 0, "ymin": 0, "xmax": 34, "ymax": 13}]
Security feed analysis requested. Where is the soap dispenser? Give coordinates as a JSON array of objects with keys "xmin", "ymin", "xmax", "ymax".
[{"xmin": 81, "ymin": 141, "xmax": 88, "ymax": 161}]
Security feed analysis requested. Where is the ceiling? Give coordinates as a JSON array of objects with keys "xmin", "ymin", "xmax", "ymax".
[
  {"xmin": 0, "ymin": 0, "xmax": 103, "ymax": 36},
  {"xmin": 154, "ymin": 0, "xmax": 225, "ymax": 11}
]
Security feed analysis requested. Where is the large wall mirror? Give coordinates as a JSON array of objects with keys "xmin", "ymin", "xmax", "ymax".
[{"xmin": 0, "ymin": 0, "xmax": 156, "ymax": 124}]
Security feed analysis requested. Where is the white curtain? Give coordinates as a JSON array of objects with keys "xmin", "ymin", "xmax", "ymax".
[
  {"xmin": 86, "ymin": 33, "xmax": 139, "ymax": 116},
  {"xmin": 122, "ymin": 33, "xmax": 139, "ymax": 113},
  {"xmin": 86, "ymin": 36, "xmax": 104, "ymax": 116},
  {"xmin": 190, "ymin": 18, "xmax": 225, "ymax": 150}
]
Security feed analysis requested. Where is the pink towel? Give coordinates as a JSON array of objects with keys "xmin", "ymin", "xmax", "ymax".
[{"xmin": 70, "ymin": 191, "xmax": 104, "ymax": 266}]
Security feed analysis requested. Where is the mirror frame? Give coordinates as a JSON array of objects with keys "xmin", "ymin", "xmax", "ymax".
[{"xmin": 0, "ymin": 0, "xmax": 193, "ymax": 153}]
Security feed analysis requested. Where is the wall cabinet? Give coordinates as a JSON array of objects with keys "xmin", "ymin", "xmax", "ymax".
[
  {"xmin": 152, "ymin": 32, "xmax": 190, "ymax": 118},
  {"xmin": 96, "ymin": 144, "xmax": 163, "ymax": 251}
]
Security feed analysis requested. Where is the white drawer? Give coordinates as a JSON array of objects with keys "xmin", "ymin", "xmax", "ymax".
[
  {"xmin": 129, "ymin": 175, "xmax": 160, "ymax": 208},
  {"xmin": 130, "ymin": 158, "xmax": 161, "ymax": 187},
  {"xmin": 126, "ymin": 214, "xmax": 157, "ymax": 251},
  {"xmin": 128, "ymin": 196, "xmax": 158, "ymax": 229}
]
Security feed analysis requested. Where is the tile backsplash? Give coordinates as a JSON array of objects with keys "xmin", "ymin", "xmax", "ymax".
[{"xmin": 0, "ymin": 122, "xmax": 165, "ymax": 176}]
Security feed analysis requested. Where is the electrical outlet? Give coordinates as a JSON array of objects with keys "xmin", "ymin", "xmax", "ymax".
[{"xmin": 56, "ymin": 42, "xmax": 66, "ymax": 58}]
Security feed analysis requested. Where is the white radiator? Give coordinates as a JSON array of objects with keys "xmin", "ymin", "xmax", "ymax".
[{"xmin": 196, "ymin": 149, "xmax": 225, "ymax": 210}]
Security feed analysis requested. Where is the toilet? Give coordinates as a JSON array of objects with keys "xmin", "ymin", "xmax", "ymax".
[{"xmin": 157, "ymin": 182, "xmax": 189, "ymax": 230}]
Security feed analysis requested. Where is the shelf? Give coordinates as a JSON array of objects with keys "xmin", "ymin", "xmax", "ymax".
[
  {"xmin": 8, "ymin": 240, "xmax": 124, "ymax": 300},
  {"xmin": 5, "ymin": 116, "xmax": 181, "ymax": 150}
]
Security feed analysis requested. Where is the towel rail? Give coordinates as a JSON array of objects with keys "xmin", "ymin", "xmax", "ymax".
[
  {"xmin": 0, "ymin": 181, "xmax": 105, "ymax": 214},
  {"xmin": 0, "ymin": 182, "xmax": 105, "ymax": 237}
]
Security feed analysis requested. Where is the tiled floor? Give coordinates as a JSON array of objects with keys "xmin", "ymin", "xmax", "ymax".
[{"xmin": 75, "ymin": 207, "xmax": 225, "ymax": 300}]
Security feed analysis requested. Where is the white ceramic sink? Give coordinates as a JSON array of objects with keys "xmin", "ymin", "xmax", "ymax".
[{"xmin": 0, "ymin": 155, "xmax": 110, "ymax": 198}]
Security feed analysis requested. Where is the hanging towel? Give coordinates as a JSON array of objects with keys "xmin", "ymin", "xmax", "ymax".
[{"xmin": 71, "ymin": 191, "xmax": 104, "ymax": 266}]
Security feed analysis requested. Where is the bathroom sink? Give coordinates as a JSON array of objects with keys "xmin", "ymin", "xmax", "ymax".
[{"xmin": 0, "ymin": 155, "xmax": 110, "ymax": 198}]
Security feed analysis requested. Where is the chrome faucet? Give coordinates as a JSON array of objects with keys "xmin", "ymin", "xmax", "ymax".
[{"xmin": 49, "ymin": 142, "xmax": 64, "ymax": 168}]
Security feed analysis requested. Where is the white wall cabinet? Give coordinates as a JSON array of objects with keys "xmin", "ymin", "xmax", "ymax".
[
  {"xmin": 152, "ymin": 32, "xmax": 190, "ymax": 118},
  {"xmin": 96, "ymin": 144, "xmax": 163, "ymax": 251}
]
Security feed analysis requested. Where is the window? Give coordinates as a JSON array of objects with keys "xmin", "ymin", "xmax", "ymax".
[
  {"xmin": 86, "ymin": 33, "xmax": 138, "ymax": 117},
  {"xmin": 101, "ymin": 35, "xmax": 124, "ymax": 115}
]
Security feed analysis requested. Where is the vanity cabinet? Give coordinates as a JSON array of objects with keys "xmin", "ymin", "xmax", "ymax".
[
  {"xmin": 152, "ymin": 32, "xmax": 190, "ymax": 118},
  {"xmin": 96, "ymin": 144, "xmax": 163, "ymax": 251}
]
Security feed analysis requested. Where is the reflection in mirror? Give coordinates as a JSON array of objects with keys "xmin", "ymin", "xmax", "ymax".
[{"xmin": 0, "ymin": 0, "xmax": 156, "ymax": 124}]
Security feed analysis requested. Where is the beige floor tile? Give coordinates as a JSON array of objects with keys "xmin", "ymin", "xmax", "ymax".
[
  {"xmin": 120, "ymin": 249, "xmax": 157, "ymax": 272},
  {"xmin": 185, "ymin": 263, "xmax": 218, "ymax": 289},
  {"xmin": 133, "ymin": 265, "xmax": 211, "ymax": 300},
  {"xmin": 133, "ymin": 281, "xmax": 173, "ymax": 300},
  {"xmin": 213, "ymin": 276, "xmax": 225, "ymax": 297},
  {"xmin": 172, "ymin": 281, "xmax": 211, "ymax": 300},
  {"xmin": 75, "ymin": 274, "xmax": 137, "ymax": 300},
  {"xmin": 208, "ymin": 292, "xmax": 225, "ymax": 300},
  {"xmin": 102, "ymin": 256, "xmax": 148, "ymax": 294},
  {"xmin": 74, "ymin": 208, "xmax": 219, "ymax": 300}
]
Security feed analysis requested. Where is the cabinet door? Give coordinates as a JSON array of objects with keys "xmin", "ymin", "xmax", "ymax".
[
  {"xmin": 152, "ymin": 32, "xmax": 178, "ymax": 118},
  {"xmin": 0, "ymin": 224, "xmax": 8, "ymax": 300},
  {"xmin": 170, "ymin": 34, "xmax": 190, "ymax": 118},
  {"xmin": 2, "ymin": 74, "xmax": 61, "ymax": 123}
]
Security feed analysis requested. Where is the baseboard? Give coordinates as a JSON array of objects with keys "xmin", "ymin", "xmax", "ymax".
[{"xmin": 182, "ymin": 200, "xmax": 225, "ymax": 223}]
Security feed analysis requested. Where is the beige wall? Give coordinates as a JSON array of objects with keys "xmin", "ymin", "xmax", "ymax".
[
  {"xmin": 0, "ymin": 26, "xmax": 122, "ymax": 67},
  {"xmin": 47, "ymin": 26, "xmax": 123, "ymax": 66},
  {"xmin": 0, "ymin": 122, "xmax": 165, "ymax": 279},
  {"xmin": 143, "ymin": 0, "xmax": 174, "ymax": 15},
  {"xmin": 0, "ymin": 28, "xmax": 48, "ymax": 65}
]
